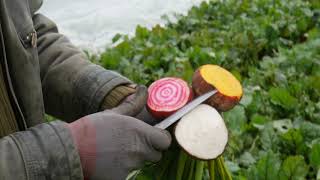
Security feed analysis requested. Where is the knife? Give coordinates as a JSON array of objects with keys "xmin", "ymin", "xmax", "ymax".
[{"xmin": 154, "ymin": 90, "xmax": 218, "ymax": 129}]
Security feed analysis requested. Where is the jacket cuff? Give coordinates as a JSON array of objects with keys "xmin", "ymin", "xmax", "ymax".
[
  {"xmin": 10, "ymin": 121, "xmax": 83, "ymax": 180},
  {"xmin": 100, "ymin": 85, "xmax": 136, "ymax": 110},
  {"xmin": 74, "ymin": 64, "xmax": 132, "ymax": 115}
]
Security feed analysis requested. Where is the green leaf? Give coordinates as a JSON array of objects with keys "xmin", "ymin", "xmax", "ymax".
[
  {"xmin": 250, "ymin": 114, "xmax": 270, "ymax": 130},
  {"xmin": 310, "ymin": 143, "xmax": 320, "ymax": 169},
  {"xmin": 279, "ymin": 156, "xmax": 308, "ymax": 180},
  {"xmin": 112, "ymin": 33, "xmax": 122, "ymax": 43},
  {"xmin": 265, "ymin": 24, "xmax": 279, "ymax": 42},
  {"xmin": 300, "ymin": 122, "xmax": 320, "ymax": 143},
  {"xmin": 280, "ymin": 128, "xmax": 306, "ymax": 155},
  {"xmin": 260, "ymin": 124, "xmax": 280, "ymax": 151},
  {"xmin": 240, "ymin": 89, "xmax": 253, "ymax": 107},
  {"xmin": 135, "ymin": 25, "xmax": 149, "ymax": 39},
  {"xmin": 247, "ymin": 151, "xmax": 281, "ymax": 180},
  {"xmin": 223, "ymin": 106, "xmax": 247, "ymax": 136},
  {"xmin": 225, "ymin": 161, "xmax": 241, "ymax": 173},
  {"xmin": 239, "ymin": 152, "xmax": 256, "ymax": 168},
  {"xmin": 269, "ymin": 87, "xmax": 298, "ymax": 110}
]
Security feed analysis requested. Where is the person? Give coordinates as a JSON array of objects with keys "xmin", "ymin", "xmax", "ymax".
[{"xmin": 0, "ymin": 0, "xmax": 172, "ymax": 179}]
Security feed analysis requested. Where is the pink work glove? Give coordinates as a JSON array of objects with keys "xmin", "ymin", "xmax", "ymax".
[{"xmin": 67, "ymin": 111, "xmax": 171, "ymax": 180}]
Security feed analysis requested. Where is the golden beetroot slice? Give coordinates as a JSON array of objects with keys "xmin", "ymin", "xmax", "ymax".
[
  {"xmin": 147, "ymin": 77, "xmax": 193, "ymax": 120},
  {"xmin": 192, "ymin": 65, "xmax": 243, "ymax": 111}
]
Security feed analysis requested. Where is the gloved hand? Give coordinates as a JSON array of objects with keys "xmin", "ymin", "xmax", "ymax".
[
  {"xmin": 110, "ymin": 85, "xmax": 147, "ymax": 117},
  {"xmin": 102, "ymin": 84, "xmax": 158, "ymax": 125},
  {"xmin": 67, "ymin": 111, "xmax": 171, "ymax": 180},
  {"xmin": 101, "ymin": 84, "xmax": 147, "ymax": 116}
]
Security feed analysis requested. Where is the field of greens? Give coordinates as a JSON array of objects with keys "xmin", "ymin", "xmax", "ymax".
[{"xmin": 91, "ymin": 0, "xmax": 320, "ymax": 179}]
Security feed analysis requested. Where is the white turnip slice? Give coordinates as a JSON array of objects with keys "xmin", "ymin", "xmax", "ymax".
[{"xmin": 175, "ymin": 104, "xmax": 228, "ymax": 160}]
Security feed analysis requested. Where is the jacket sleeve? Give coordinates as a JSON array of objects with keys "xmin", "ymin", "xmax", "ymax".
[
  {"xmin": 32, "ymin": 13, "xmax": 131, "ymax": 122},
  {"xmin": 0, "ymin": 121, "xmax": 83, "ymax": 180}
]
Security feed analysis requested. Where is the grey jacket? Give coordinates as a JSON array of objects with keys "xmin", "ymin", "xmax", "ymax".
[{"xmin": 0, "ymin": 0, "xmax": 131, "ymax": 179}]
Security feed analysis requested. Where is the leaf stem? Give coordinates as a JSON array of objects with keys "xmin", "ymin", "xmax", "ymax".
[
  {"xmin": 218, "ymin": 156, "xmax": 233, "ymax": 180},
  {"xmin": 187, "ymin": 159, "xmax": 195, "ymax": 180},
  {"xmin": 208, "ymin": 160, "xmax": 215, "ymax": 180},
  {"xmin": 176, "ymin": 150, "xmax": 188, "ymax": 180},
  {"xmin": 195, "ymin": 160, "xmax": 205, "ymax": 180}
]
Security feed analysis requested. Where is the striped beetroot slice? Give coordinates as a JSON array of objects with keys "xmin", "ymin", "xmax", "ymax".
[{"xmin": 147, "ymin": 77, "xmax": 193, "ymax": 120}]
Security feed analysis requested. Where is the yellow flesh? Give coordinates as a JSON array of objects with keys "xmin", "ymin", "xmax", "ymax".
[{"xmin": 200, "ymin": 65, "xmax": 243, "ymax": 98}]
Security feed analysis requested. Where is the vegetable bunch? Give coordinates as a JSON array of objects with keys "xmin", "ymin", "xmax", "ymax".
[{"xmin": 135, "ymin": 64, "xmax": 243, "ymax": 180}]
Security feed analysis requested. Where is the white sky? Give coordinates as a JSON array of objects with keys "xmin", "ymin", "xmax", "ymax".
[{"xmin": 40, "ymin": 0, "xmax": 206, "ymax": 52}]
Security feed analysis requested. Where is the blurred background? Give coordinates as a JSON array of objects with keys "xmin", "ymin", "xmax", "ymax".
[{"xmin": 40, "ymin": 0, "xmax": 206, "ymax": 52}]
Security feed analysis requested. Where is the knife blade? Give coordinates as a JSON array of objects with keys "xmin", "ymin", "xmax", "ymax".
[{"xmin": 154, "ymin": 90, "xmax": 218, "ymax": 129}]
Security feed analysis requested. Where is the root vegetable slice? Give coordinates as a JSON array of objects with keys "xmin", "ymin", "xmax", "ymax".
[
  {"xmin": 175, "ymin": 104, "xmax": 228, "ymax": 160},
  {"xmin": 192, "ymin": 64, "xmax": 243, "ymax": 111},
  {"xmin": 147, "ymin": 77, "xmax": 193, "ymax": 119}
]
